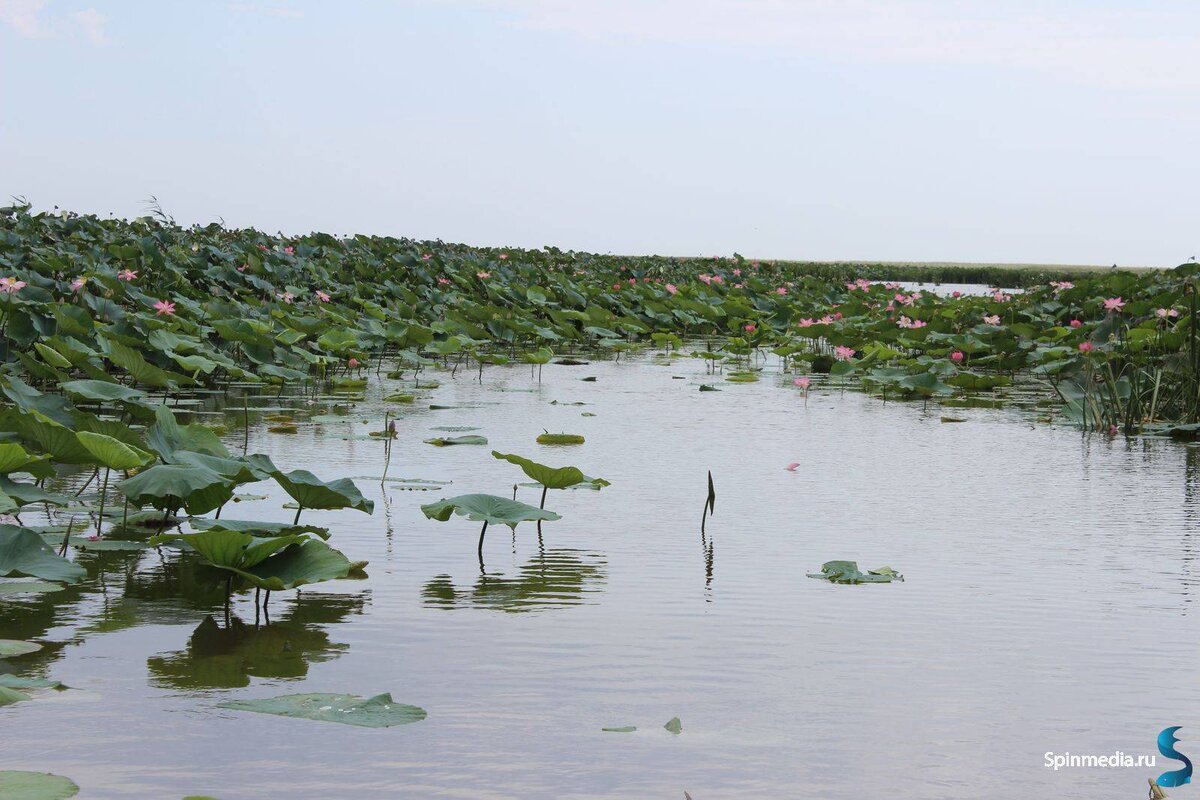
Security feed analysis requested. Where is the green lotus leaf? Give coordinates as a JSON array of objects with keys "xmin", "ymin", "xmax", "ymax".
[
  {"xmin": 806, "ymin": 560, "xmax": 904, "ymax": 584},
  {"xmin": 75, "ymin": 432, "xmax": 155, "ymax": 471},
  {"xmin": 0, "ymin": 580, "xmax": 65, "ymax": 595},
  {"xmin": 217, "ymin": 692, "xmax": 425, "ymax": 728},
  {"xmin": 189, "ymin": 518, "xmax": 330, "ymax": 540},
  {"xmin": 271, "ymin": 470, "xmax": 373, "ymax": 514},
  {"xmin": 146, "ymin": 530, "xmax": 306, "ymax": 571},
  {"xmin": 0, "ymin": 639, "xmax": 42, "ymax": 657},
  {"xmin": 0, "ymin": 443, "xmax": 50, "ymax": 475},
  {"xmin": 0, "ymin": 478, "xmax": 69, "ymax": 507},
  {"xmin": 424, "ymin": 435, "xmax": 488, "ymax": 446},
  {"xmin": 0, "ymin": 685, "xmax": 32, "ymax": 706},
  {"xmin": 536, "ymin": 433, "xmax": 585, "ymax": 445},
  {"xmin": 664, "ymin": 717, "xmax": 682, "ymax": 734},
  {"xmin": 420, "ymin": 494, "xmax": 561, "ymax": 530},
  {"xmin": 173, "ymin": 451, "xmax": 276, "ymax": 485},
  {"xmin": 33, "ymin": 343, "xmax": 72, "ymax": 370},
  {"xmin": 0, "ymin": 771, "xmax": 79, "ymax": 799},
  {"xmin": 146, "ymin": 405, "xmax": 230, "ymax": 460},
  {"xmin": 0, "ymin": 674, "xmax": 63, "ymax": 690},
  {"xmin": 0, "ymin": 525, "xmax": 86, "ymax": 584},
  {"xmin": 236, "ymin": 538, "xmax": 360, "ymax": 590},
  {"xmin": 59, "ymin": 380, "xmax": 147, "ymax": 404},
  {"xmin": 119, "ymin": 464, "xmax": 234, "ymax": 515},
  {"xmin": 490, "ymin": 451, "xmax": 596, "ymax": 489}
]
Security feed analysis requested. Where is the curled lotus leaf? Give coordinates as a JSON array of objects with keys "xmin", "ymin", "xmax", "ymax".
[
  {"xmin": 420, "ymin": 494, "xmax": 561, "ymax": 530},
  {"xmin": 119, "ymin": 464, "xmax": 234, "ymax": 515},
  {"xmin": 491, "ymin": 451, "xmax": 608, "ymax": 490},
  {"xmin": 270, "ymin": 470, "xmax": 373, "ymax": 514},
  {"xmin": 0, "ymin": 525, "xmax": 86, "ymax": 584}
]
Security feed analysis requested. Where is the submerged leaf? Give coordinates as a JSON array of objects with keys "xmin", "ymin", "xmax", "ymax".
[
  {"xmin": 536, "ymin": 433, "xmax": 585, "ymax": 445},
  {"xmin": 217, "ymin": 692, "xmax": 426, "ymax": 727},
  {"xmin": 423, "ymin": 435, "xmax": 488, "ymax": 446}
]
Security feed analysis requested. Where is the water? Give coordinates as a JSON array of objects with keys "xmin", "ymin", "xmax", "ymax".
[{"xmin": 2, "ymin": 352, "xmax": 1197, "ymax": 799}]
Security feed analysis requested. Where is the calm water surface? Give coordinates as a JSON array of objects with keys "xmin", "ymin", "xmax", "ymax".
[{"xmin": 2, "ymin": 351, "xmax": 1198, "ymax": 799}]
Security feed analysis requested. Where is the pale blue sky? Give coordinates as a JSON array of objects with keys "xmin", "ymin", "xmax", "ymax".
[{"xmin": 1, "ymin": 1, "xmax": 1197, "ymax": 265}]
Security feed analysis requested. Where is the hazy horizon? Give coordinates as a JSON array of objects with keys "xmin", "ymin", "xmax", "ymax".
[{"xmin": 2, "ymin": 1, "xmax": 1197, "ymax": 267}]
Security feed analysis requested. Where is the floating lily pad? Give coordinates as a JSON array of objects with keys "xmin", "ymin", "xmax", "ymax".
[
  {"xmin": 429, "ymin": 426, "xmax": 479, "ymax": 432},
  {"xmin": 424, "ymin": 435, "xmax": 488, "ymax": 446},
  {"xmin": 664, "ymin": 717, "xmax": 682, "ymax": 734},
  {"xmin": 0, "ymin": 580, "xmax": 64, "ymax": 596},
  {"xmin": 602, "ymin": 725, "xmax": 636, "ymax": 733},
  {"xmin": 807, "ymin": 560, "xmax": 904, "ymax": 584},
  {"xmin": 0, "ymin": 639, "xmax": 42, "ymax": 657},
  {"xmin": 0, "ymin": 771, "xmax": 79, "ymax": 799},
  {"xmin": 536, "ymin": 433, "xmax": 585, "ymax": 445},
  {"xmin": 0, "ymin": 674, "xmax": 63, "ymax": 690},
  {"xmin": 217, "ymin": 692, "xmax": 425, "ymax": 728}
]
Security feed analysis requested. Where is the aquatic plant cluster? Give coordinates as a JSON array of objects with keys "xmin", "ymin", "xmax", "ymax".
[{"xmin": 3, "ymin": 203, "xmax": 1199, "ymax": 434}]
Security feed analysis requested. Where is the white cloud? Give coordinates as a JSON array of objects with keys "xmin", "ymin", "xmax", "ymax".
[
  {"xmin": 0, "ymin": 1, "xmax": 107, "ymax": 43},
  {"xmin": 68, "ymin": 7, "xmax": 105, "ymax": 44},
  {"xmin": 0, "ymin": 0, "xmax": 46, "ymax": 36},
  {"xmin": 448, "ymin": 0, "xmax": 1200, "ymax": 90}
]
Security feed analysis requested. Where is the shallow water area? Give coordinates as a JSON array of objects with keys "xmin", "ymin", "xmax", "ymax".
[{"xmin": 0, "ymin": 350, "xmax": 1196, "ymax": 799}]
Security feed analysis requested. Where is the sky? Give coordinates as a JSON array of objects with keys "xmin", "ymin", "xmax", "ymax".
[{"xmin": 1, "ymin": 1, "xmax": 1198, "ymax": 266}]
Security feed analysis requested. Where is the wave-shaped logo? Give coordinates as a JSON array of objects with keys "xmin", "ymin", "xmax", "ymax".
[{"xmin": 1157, "ymin": 726, "xmax": 1193, "ymax": 788}]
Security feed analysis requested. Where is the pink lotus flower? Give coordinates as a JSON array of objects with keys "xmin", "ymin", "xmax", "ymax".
[
  {"xmin": 797, "ymin": 318, "xmax": 815, "ymax": 327},
  {"xmin": 733, "ymin": 283, "xmax": 743, "ymax": 289},
  {"xmin": 257, "ymin": 244, "xmax": 268, "ymax": 251},
  {"xmin": 437, "ymin": 277, "xmax": 451, "ymax": 285},
  {"xmin": 628, "ymin": 278, "xmax": 636, "ymax": 285},
  {"xmin": 153, "ymin": 299, "xmax": 176, "ymax": 316},
  {"xmin": 498, "ymin": 253, "xmax": 508, "ymax": 260},
  {"xmin": 0, "ymin": 277, "xmax": 26, "ymax": 294},
  {"xmin": 1108, "ymin": 424, "xmax": 1119, "ymax": 436},
  {"xmin": 833, "ymin": 345, "xmax": 856, "ymax": 361},
  {"xmin": 237, "ymin": 264, "xmax": 248, "ymax": 272},
  {"xmin": 776, "ymin": 287, "xmax": 787, "ymax": 295},
  {"xmin": 421, "ymin": 253, "xmax": 433, "ymax": 260},
  {"xmin": 118, "ymin": 269, "xmax": 137, "ymax": 281},
  {"xmin": 732, "ymin": 268, "xmax": 741, "ymax": 276},
  {"xmin": 665, "ymin": 284, "xmax": 678, "ymax": 295},
  {"xmin": 794, "ymin": 377, "xmax": 811, "ymax": 389},
  {"xmin": 477, "ymin": 272, "xmax": 490, "ymax": 279},
  {"xmin": 1078, "ymin": 341, "xmax": 1094, "ymax": 352},
  {"xmin": 1103, "ymin": 297, "xmax": 1125, "ymax": 311},
  {"xmin": 348, "ymin": 357, "xmax": 360, "ymax": 368},
  {"xmin": 744, "ymin": 324, "xmax": 756, "ymax": 332},
  {"xmin": 785, "ymin": 462, "xmax": 800, "ymax": 472},
  {"xmin": 1156, "ymin": 308, "xmax": 1180, "ymax": 319},
  {"xmin": 70, "ymin": 277, "xmax": 87, "ymax": 292},
  {"xmin": 1069, "ymin": 319, "xmax": 1082, "ymax": 328},
  {"xmin": 1050, "ymin": 281, "xmax": 1075, "ymax": 291},
  {"xmin": 951, "ymin": 351, "xmax": 964, "ymax": 363},
  {"xmin": 983, "ymin": 314, "xmax": 1001, "ymax": 325},
  {"xmin": 277, "ymin": 291, "xmax": 294, "ymax": 304},
  {"xmin": 612, "ymin": 283, "xmax": 621, "ymax": 290},
  {"xmin": 698, "ymin": 274, "xmax": 713, "ymax": 284},
  {"xmin": 819, "ymin": 315, "xmax": 834, "ymax": 324},
  {"xmin": 283, "ymin": 246, "xmax": 295, "ymax": 255},
  {"xmin": 315, "ymin": 290, "xmax": 331, "ymax": 302},
  {"xmin": 951, "ymin": 290, "xmax": 962, "ymax": 298},
  {"xmin": 992, "ymin": 290, "xmax": 1011, "ymax": 302},
  {"xmin": 711, "ymin": 275, "xmax": 724, "ymax": 284}
]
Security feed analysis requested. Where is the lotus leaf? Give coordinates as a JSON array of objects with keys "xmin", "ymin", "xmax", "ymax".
[
  {"xmin": 0, "ymin": 526, "xmax": 86, "ymax": 584},
  {"xmin": 421, "ymin": 494, "xmax": 561, "ymax": 529},
  {"xmin": 217, "ymin": 692, "xmax": 425, "ymax": 727},
  {"xmin": 806, "ymin": 560, "xmax": 904, "ymax": 584},
  {"xmin": 0, "ymin": 771, "xmax": 78, "ymax": 799}
]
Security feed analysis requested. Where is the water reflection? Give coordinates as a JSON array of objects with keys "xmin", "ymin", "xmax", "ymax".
[
  {"xmin": 422, "ymin": 548, "xmax": 606, "ymax": 612},
  {"xmin": 147, "ymin": 593, "xmax": 366, "ymax": 689}
]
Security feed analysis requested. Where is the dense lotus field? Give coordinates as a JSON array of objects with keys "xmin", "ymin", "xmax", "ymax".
[{"xmin": 0, "ymin": 202, "xmax": 1197, "ymax": 793}]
